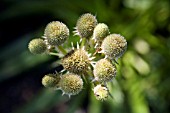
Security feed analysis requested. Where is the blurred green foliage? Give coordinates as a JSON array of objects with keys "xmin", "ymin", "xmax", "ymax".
[{"xmin": 0, "ymin": 0, "xmax": 169, "ymax": 113}]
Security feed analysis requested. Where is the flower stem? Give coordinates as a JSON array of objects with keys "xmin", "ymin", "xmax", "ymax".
[
  {"xmin": 49, "ymin": 52, "xmax": 59, "ymax": 56},
  {"xmin": 81, "ymin": 38, "xmax": 86, "ymax": 48},
  {"xmin": 86, "ymin": 69, "xmax": 94, "ymax": 78},
  {"xmin": 57, "ymin": 45, "xmax": 67, "ymax": 55},
  {"xmin": 82, "ymin": 74, "xmax": 88, "ymax": 84}
]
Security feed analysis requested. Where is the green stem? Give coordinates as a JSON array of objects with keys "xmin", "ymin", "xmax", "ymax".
[
  {"xmin": 81, "ymin": 38, "xmax": 86, "ymax": 48},
  {"xmin": 86, "ymin": 68, "xmax": 95, "ymax": 83},
  {"xmin": 82, "ymin": 74, "xmax": 88, "ymax": 84},
  {"xmin": 57, "ymin": 45, "xmax": 67, "ymax": 55},
  {"xmin": 49, "ymin": 52, "xmax": 59, "ymax": 56},
  {"xmin": 113, "ymin": 59, "xmax": 119, "ymax": 65}
]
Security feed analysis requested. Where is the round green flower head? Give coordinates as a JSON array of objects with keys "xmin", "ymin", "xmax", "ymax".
[
  {"xmin": 28, "ymin": 38, "xmax": 47, "ymax": 54},
  {"xmin": 44, "ymin": 21, "xmax": 69, "ymax": 46},
  {"xmin": 42, "ymin": 74, "xmax": 60, "ymax": 89},
  {"xmin": 93, "ymin": 59, "xmax": 116, "ymax": 82},
  {"xmin": 101, "ymin": 34, "xmax": 127, "ymax": 59},
  {"xmin": 94, "ymin": 84, "xmax": 108, "ymax": 101},
  {"xmin": 59, "ymin": 73, "xmax": 83, "ymax": 96},
  {"xmin": 93, "ymin": 23, "xmax": 109, "ymax": 47},
  {"xmin": 62, "ymin": 49, "xmax": 90, "ymax": 74},
  {"xmin": 75, "ymin": 13, "xmax": 97, "ymax": 38}
]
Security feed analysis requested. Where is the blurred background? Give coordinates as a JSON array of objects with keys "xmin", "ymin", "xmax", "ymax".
[{"xmin": 0, "ymin": 0, "xmax": 170, "ymax": 113}]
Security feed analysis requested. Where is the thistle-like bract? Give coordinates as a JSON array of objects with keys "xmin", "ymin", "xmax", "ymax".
[
  {"xmin": 28, "ymin": 38, "xmax": 47, "ymax": 54},
  {"xmin": 62, "ymin": 48, "xmax": 90, "ymax": 74},
  {"xmin": 94, "ymin": 84, "xmax": 108, "ymax": 101},
  {"xmin": 74, "ymin": 13, "xmax": 97, "ymax": 38},
  {"xmin": 42, "ymin": 74, "xmax": 60, "ymax": 89},
  {"xmin": 93, "ymin": 59, "xmax": 116, "ymax": 82},
  {"xmin": 44, "ymin": 21, "xmax": 69, "ymax": 46},
  {"xmin": 101, "ymin": 34, "xmax": 127, "ymax": 59},
  {"xmin": 93, "ymin": 23, "xmax": 109, "ymax": 48},
  {"xmin": 59, "ymin": 73, "xmax": 83, "ymax": 96}
]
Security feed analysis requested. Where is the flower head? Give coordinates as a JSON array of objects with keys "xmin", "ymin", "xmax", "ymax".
[
  {"xmin": 59, "ymin": 73, "xmax": 83, "ymax": 96},
  {"xmin": 62, "ymin": 47, "xmax": 91, "ymax": 74},
  {"xmin": 44, "ymin": 21, "xmax": 69, "ymax": 46},
  {"xmin": 101, "ymin": 34, "xmax": 127, "ymax": 59},
  {"xmin": 28, "ymin": 38, "xmax": 47, "ymax": 54},
  {"xmin": 94, "ymin": 84, "xmax": 109, "ymax": 101},
  {"xmin": 93, "ymin": 23, "xmax": 109, "ymax": 48},
  {"xmin": 42, "ymin": 74, "xmax": 60, "ymax": 89},
  {"xmin": 74, "ymin": 13, "xmax": 97, "ymax": 38},
  {"xmin": 93, "ymin": 59, "xmax": 116, "ymax": 82}
]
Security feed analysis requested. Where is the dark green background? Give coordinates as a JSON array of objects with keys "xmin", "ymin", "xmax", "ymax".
[{"xmin": 0, "ymin": 0, "xmax": 170, "ymax": 113}]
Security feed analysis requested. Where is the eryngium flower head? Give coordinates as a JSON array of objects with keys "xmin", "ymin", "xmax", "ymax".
[
  {"xmin": 93, "ymin": 23, "xmax": 109, "ymax": 47},
  {"xmin": 59, "ymin": 73, "xmax": 83, "ymax": 96},
  {"xmin": 93, "ymin": 59, "xmax": 116, "ymax": 82},
  {"xmin": 94, "ymin": 84, "xmax": 108, "ymax": 101},
  {"xmin": 28, "ymin": 38, "xmax": 47, "ymax": 54},
  {"xmin": 101, "ymin": 34, "xmax": 127, "ymax": 59},
  {"xmin": 74, "ymin": 13, "xmax": 97, "ymax": 38},
  {"xmin": 62, "ymin": 49, "xmax": 90, "ymax": 74},
  {"xmin": 44, "ymin": 21, "xmax": 69, "ymax": 46},
  {"xmin": 42, "ymin": 74, "xmax": 60, "ymax": 89}
]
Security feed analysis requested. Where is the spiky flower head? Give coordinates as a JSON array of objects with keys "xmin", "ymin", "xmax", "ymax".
[
  {"xmin": 94, "ymin": 84, "xmax": 109, "ymax": 101},
  {"xmin": 62, "ymin": 48, "xmax": 90, "ymax": 74},
  {"xmin": 42, "ymin": 74, "xmax": 60, "ymax": 89},
  {"xmin": 44, "ymin": 21, "xmax": 69, "ymax": 46},
  {"xmin": 28, "ymin": 38, "xmax": 47, "ymax": 54},
  {"xmin": 75, "ymin": 13, "xmax": 97, "ymax": 38},
  {"xmin": 93, "ymin": 23, "xmax": 109, "ymax": 48},
  {"xmin": 59, "ymin": 73, "xmax": 83, "ymax": 96},
  {"xmin": 101, "ymin": 34, "xmax": 127, "ymax": 59},
  {"xmin": 93, "ymin": 59, "xmax": 116, "ymax": 82}
]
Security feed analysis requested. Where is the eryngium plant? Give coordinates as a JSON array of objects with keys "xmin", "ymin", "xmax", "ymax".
[{"xmin": 28, "ymin": 13, "xmax": 127, "ymax": 100}]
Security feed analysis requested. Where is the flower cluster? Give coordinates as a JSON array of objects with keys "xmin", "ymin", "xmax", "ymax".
[{"xmin": 28, "ymin": 13, "xmax": 127, "ymax": 101}]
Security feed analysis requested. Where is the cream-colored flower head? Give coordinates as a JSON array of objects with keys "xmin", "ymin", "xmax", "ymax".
[
  {"xmin": 93, "ymin": 23, "xmax": 109, "ymax": 48},
  {"xmin": 93, "ymin": 59, "xmax": 116, "ymax": 82},
  {"xmin": 62, "ymin": 46, "xmax": 91, "ymax": 74},
  {"xmin": 101, "ymin": 34, "xmax": 127, "ymax": 59},
  {"xmin": 94, "ymin": 84, "xmax": 109, "ymax": 101},
  {"xmin": 74, "ymin": 13, "xmax": 97, "ymax": 38},
  {"xmin": 44, "ymin": 21, "xmax": 69, "ymax": 46},
  {"xmin": 59, "ymin": 73, "xmax": 83, "ymax": 96},
  {"xmin": 42, "ymin": 74, "xmax": 60, "ymax": 89},
  {"xmin": 28, "ymin": 38, "xmax": 47, "ymax": 54}
]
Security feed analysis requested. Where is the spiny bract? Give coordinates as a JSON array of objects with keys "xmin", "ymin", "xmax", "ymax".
[
  {"xmin": 44, "ymin": 21, "xmax": 69, "ymax": 46},
  {"xmin": 59, "ymin": 73, "xmax": 83, "ymax": 96},
  {"xmin": 101, "ymin": 34, "xmax": 127, "ymax": 59},
  {"xmin": 28, "ymin": 38, "xmax": 47, "ymax": 54},
  {"xmin": 94, "ymin": 84, "xmax": 109, "ymax": 101},
  {"xmin": 75, "ymin": 13, "xmax": 97, "ymax": 38},
  {"xmin": 62, "ymin": 48, "xmax": 90, "ymax": 74},
  {"xmin": 93, "ymin": 58, "xmax": 116, "ymax": 82},
  {"xmin": 42, "ymin": 74, "xmax": 60, "ymax": 89}
]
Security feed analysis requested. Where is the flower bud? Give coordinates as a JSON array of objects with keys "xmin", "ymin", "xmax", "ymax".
[
  {"xmin": 75, "ymin": 13, "xmax": 97, "ymax": 38},
  {"xmin": 101, "ymin": 34, "xmax": 127, "ymax": 59},
  {"xmin": 59, "ymin": 73, "xmax": 83, "ymax": 96},
  {"xmin": 44, "ymin": 21, "xmax": 69, "ymax": 46},
  {"xmin": 93, "ymin": 23, "xmax": 109, "ymax": 47},
  {"xmin": 62, "ymin": 49, "xmax": 90, "ymax": 74},
  {"xmin": 93, "ymin": 59, "xmax": 116, "ymax": 82},
  {"xmin": 94, "ymin": 84, "xmax": 108, "ymax": 101},
  {"xmin": 28, "ymin": 38, "xmax": 47, "ymax": 54},
  {"xmin": 42, "ymin": 74, "xmax": 60, "ymax": 89}
]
